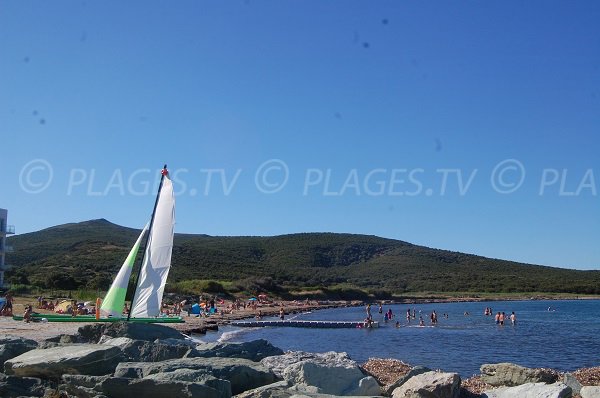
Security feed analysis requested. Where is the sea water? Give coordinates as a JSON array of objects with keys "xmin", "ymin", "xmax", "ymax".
[{"xmin": 196, "ymin": 299, "xmax": 600, "ymax": 377}]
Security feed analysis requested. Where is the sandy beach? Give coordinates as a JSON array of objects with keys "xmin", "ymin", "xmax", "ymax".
[{"xmin": 0, "ymin": 297, "xmax": 354, "ymax": 342}]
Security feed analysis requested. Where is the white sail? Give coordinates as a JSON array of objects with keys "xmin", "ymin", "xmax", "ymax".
[
  {"xmin": 100, "ymin": 223, "xmax": 148, "ymax": 318},
  {"xmin": 130, "ymin": 172, "xmax": 175, "ymax": 317}
]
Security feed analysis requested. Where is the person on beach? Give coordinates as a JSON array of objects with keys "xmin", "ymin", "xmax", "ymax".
[
  {"xmin": 406, "ymin": 309, "xmax": 411, "ymax": 323},
  {"xmin": 412, "ymin": 308, "xmax": 416, "ymax": 319},
  {"xmin": 430, "ymin": 310, "xmax": 437, "ymax": 325},
  {"xmin": 495, "ymin": 312, "xmax": 500, "ymax": 324},
  {"xmin": 384, "ymin": 312, "xmax": 389, "ymax": 322},
  {"xmin": 387, "ymin": 308, "xmax": 393, "ymax": 320},
  {"xmin": 510, "ymin": 311, "xmax": 516, "ymax": 325},
  {"xmin": 23, "ymin": 305, "xmax": 32, "ymax": 323},
  {"xmin": 279, "ymin": 307, "xmax": 285, "ymax": 320},
  {"xmin": 395, "ymin": 320, "xmax": 400, "ymax": 328},
  {"xmin": 366, "ymin": 304, "xmax": 371, "ymax": 318},
  {"xmin": 378, "ymin": 303, "xmax": 383, "ymax": 314},
  {"xmin": 499, "ymin": 312, "xmax": 505, "ymax": 325},
  {"xmin": 3, "ymin": 292, "xmax": 13, "ymax": 316},
  {"xmin": 419, "ymin": 316, "xmax": 425, "ymax": 326}
]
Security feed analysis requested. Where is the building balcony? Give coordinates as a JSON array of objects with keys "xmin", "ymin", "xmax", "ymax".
[{"xmin": 0, "ymin": 225, "xmax": 15, "ymax": 236}]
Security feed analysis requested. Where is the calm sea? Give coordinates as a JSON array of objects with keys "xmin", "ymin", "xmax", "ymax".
[{"xmin": 196, "ymin": 300, "xmax": 600, "ymax": 377}]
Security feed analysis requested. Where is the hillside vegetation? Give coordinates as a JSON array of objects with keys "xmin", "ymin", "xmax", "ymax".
[{"xmin": 6, "ymin": 219, "xmax": 600, "ymax": 297}]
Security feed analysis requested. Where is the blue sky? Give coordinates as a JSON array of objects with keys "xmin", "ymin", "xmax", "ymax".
[{"xmin": 1, "ymin": 1, "xmax": 599, "ymax": 270}]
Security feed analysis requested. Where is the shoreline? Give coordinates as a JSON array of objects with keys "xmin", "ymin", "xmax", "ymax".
[{"xmin": 2, "ymin": 294, "xmax": 599, "ymax": 342}]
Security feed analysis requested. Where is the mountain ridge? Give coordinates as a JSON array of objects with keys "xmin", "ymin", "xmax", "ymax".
[{"xmin": 6, "ymin": 219, "xmax": 600, "ymax": 295}]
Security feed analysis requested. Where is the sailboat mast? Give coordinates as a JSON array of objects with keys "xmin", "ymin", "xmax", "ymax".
[{"xmin": 127, "ymin": 164, "xmax": 168, "ymax": 321}]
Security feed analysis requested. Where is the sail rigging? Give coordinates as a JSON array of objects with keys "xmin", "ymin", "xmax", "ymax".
[{"xmin": 129, "ymin": 167, "xmax": 175, "ymax": 318}]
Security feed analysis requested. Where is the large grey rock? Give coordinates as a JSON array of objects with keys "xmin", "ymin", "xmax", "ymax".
[
  {"xmin": 384, "ymin": 366, "xmax": 431, "ymax": 396},
  {"xmin": 235, "ymin": 380, "xmax": 383, "ymax": 398},
  {"xmin": 581, "ymin": 386, "xmax": 600, "ymax": 398},
  {"xmin": 145, "ymin": 370, "xmax": 232, "ymax": 398},
  {"xmin": 0, "ymin": 373, "xmax": 48, "ymax": 398},
  {"xmin": 282, "ymin": 354, "xmax": 380, "ymax": 396},
  {"xmin": 391, "ymin": 371, "xmax": 460, "ymax": 398},
  {"xmin": 261, "ymin": 351, "xmax": 359, "ymax": 379},
  {"xmin": 562, "ymin": 373, "xmax": 582, "ymax": 395},
  {"xmin": 233, "ymin": 380, "xmax": 292, "ymax": 398},
  {"xmin": 60, "ymin": 374, "xmax": 111, "ymax": 398},
  {"xmin": 101, "ymin": 336, "xmax": 191, "ymax": 362},
  {"xmin": 4, "ymin": 344, "xmax": 124, "ymax": 378},
  {"xmin": 188, "ymin": 339, "xmax": 284, "ymax": 362},
  {"xmin": 114, "ymin": 356, "xmax": 278, "ymax": 395},
  {"xmin": 0, "ymin": 336, "xmax": 38, "ymax": 364},
  {"xmin": 480, "ymin": 363, "xmax": 558, "ymax": 387},
  {"xmin": 482, "ymin": 382, "xmax": 571, "ymax": 398},
  {"xmin": 98, "ymin": 377, "xmax": 221, "ymax": 398},
  {"xmin": 77, "ymin": 321, "xmax": 185, "ymax": 343}
]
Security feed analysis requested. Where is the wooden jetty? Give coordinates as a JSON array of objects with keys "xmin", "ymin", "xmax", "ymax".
[{"xmin": 230, "ymin": 320, "xmax": 379, "ymax": 329}]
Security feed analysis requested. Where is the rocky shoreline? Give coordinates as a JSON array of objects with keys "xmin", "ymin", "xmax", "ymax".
[{"xmin": 0, "ymin": 321, "xmax": 598, "ymax": 398}]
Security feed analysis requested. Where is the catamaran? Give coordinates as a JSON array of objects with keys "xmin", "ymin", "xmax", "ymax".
[{"xmin": 15, "ymin": 165, "xmax": 183, "ymax": 323}]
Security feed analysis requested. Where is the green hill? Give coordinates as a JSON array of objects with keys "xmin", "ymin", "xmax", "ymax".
[{"xmin": 6, "ymin": 219, "xmax": 600, "ymax": 296}]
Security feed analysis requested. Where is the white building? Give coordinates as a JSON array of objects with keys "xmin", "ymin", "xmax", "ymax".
[{"xmin": 0, "ymin": 208, "xmax": 15, "ymax": 288}]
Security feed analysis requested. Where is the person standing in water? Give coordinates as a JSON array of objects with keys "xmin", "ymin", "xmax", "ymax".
[{"xmin": 510, "ymin": 311, "xmax": 516, "ymax": 325}]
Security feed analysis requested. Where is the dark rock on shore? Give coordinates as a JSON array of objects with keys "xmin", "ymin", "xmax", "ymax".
[
  {"xmin": 101, "ymin": 336, "xmax": 193, "ymax": 362},
  {"xmin": 0, "ymin": 336, "xmax": 38, "ymax": 364},
  {"xmin": 187, "ymin": 339, "xmax": 284, "ymax": 361},
  {"xmin": 78, "ymin": 322, "xmax": 186, "ymax": 343},
  {"xmin": 114, "ymin": 357, "xmax": 278, "ymax": 395},
  {"xmin": 0, "ymin": 373, "xmax": 49, "ymax": 398}
]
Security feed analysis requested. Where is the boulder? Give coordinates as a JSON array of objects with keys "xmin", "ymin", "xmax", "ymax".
[
  {"xmin": 384, "ymin": 366, "xmax": 431, "ymax": 396},
  {"xmin": 60, "ymin": 372, "xmax": 231, "ymax": 398},
  {"xmin": 0, "ymin": 373, "xmax": 49, "ymax": 398},
  {"xmin": 480, "ymin": 363, "xmax": 558, "ymax": 387},
  {"xmin": 0, "ymin": 336, "xmax": 38, "ymax": 364},
  {"xmin": 187, "ymin": 339, "xmax": 284, "ymax": 362},
  {"xmin": 114, "ymin": 357, "xmax": 278, "ymax": 395},
  {"xmin": 235, "ymin": 380, "xmax": 384, "ymax": 398},
  {"xmin": 562, "ymin": 373, "xmax": 582, "ymax": 395},
  {"xmin": 101, "ymin": 336, "xmax": 191, "ymax": 362},
  {"xmin": 4, "ymin": 344, "xmax": 124, "ymax": 378},
  {"xmin": 261, "ymin": 351, "xmax": 359, "ymax": 378},
  {"xmin": 581, "ymin": 386, "xmax": 600, "ymax": 398},
  {"xmin": 282, "ymin": 354, "xmax": 381, "ymax": 396},
  {"xmin": 145, "ymin": 371, "xmax": 231, "ymax": 398},
  {"xmin": 60, "ymin": 374, "xmax": 111, "ymax": 398},
  {"xmin": 391, "ymin": 371, "xmax": 460, "ymax": 398},
  {"xmin": 233, "ymin": 380, "xmax": 292, "ymax": 398},
  {"xmin": 72, "ymin": 321, "xmax": 185, "ymax": 344},
  {"xmin": 482, "ymin": 382, "xmax": 571, "ymax": 398},
  {"xmin": 98, "ymin": 377, "xmax": 222, "ymax": 398}
]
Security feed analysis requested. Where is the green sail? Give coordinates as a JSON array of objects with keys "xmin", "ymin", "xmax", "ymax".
[{"xmin": 100, "ymin": 224, "xmax": 148, "ymax": 318}]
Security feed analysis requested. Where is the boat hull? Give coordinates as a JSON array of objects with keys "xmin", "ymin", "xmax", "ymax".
[{"xmin": 13, "ymin": 314, "xmax": 184, "ymax": 323}]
